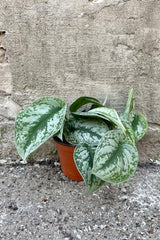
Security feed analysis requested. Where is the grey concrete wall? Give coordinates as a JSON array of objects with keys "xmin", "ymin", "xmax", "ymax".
[{"xmin": 0, "ymin": 0, "xmax": 160, "ymax": 161}]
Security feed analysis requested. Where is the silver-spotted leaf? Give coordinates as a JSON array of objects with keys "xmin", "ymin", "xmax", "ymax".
[
  {"xmin": 56, "ymin": 123, "xmax": 64, "ymax": 141},
  {"xmin": 15, "ymin": 97, "xmax": 67, "ymax": 161},
  {"xmin": 74, "ymin": 143, "xmax": 105, "ymax": 194},
  {"xmin": 64, "ymin": 117, "xmax": 109, "ymax": 146},
  {"xmin": 92, "ymin": 130, "xmax": 138, "ymax": 183},
  {"xmin": 120, "ymin": 118, "xmax": 135, "ymax": 144},
  {"xmin": 131, "ymin": 113, "xmax": 148, "ymax": 141},
  {"xmin": 72, "ymin": 107, "xmax": 125, "ymax": 132}
]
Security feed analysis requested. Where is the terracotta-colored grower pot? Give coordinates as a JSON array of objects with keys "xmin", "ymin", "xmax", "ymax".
[{"xmin": 54, "ymin": 137, "xmax": 83, "ymax": 181}]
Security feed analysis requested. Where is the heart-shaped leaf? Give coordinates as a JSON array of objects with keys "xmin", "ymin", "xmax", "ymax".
[
  {"xmin": 64, "ymin": 117, "xmax": 109, "ymax": 146},
  {"xmin": 119, "ymin": 116, "xmax": 135, "ymax": 144},
  {"xmin": 92, "ymin": 130, "xmax": 138, "ymax": 183},
  {"xmin": 70, "ymin": 96, "xmax": 103, "ymax": 113},
  {"xmin": 74, "ymin": 144, "xmax": 105, "ymax": 194},
  {"xmin": 71, "ymin": 107, "xmax": 125, "ymax": 132},
  {"xmin": 15, "ymin": 97, "xmax": 67, "ymax": 161},
  {"xmin": 131, "ymin": 113, "xmax": 148, "ymax": 141}
]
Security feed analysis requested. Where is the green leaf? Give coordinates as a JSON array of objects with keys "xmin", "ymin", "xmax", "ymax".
[
  {"xmin": 103, "ymin": 94, "xmax": 108, "ymax": 106},
  {"xmin": 130, "ymin": 98, "xmax": 135, "ymax": 113},
  {"xmin": 131, "ymin": 113, "xmax": 148, "ymax": 141},
  {"xmin": 119, "ymin": 114, "xmax": 135, "ymax": 144},
  {"xmin": 121, "ymin": 120, "xmax": 135, "ymax": 144},
  {"xmin": 92, "ymin": 130, "xmax": 138, "ymax": 183},
  {"xmin": 56, "ymin": 123, "xmax": 64, "ymax": 141},
  {"xmin": 70, "ymin": 96, "xmax": 103, "ymax": 113},
  {"xmin": 15, "ymin": 97, "xmax": 67, "ymax": 161},
  {"xmin": 74, "ymin": 144, "xmax": 105, "ymax": 194},
  {"xmin": 72, "ymin": 107, "xmax": 125, "ymax": 132},
  {"xmin": 123, "ymin": 87, "xmax": 134, "ymax": 116},
  {"xmin": 64, "ymin": 117, "xmax": 109, "ymax": 146}
]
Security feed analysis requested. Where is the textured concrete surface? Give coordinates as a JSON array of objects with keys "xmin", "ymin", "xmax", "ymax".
[
  {"xmin": 0, "ymin": 0, "xmax": 160, "ymax": 160},
  {"xmin": 0, "ymin": 160, "xmax": 160, "ymax": 239}
]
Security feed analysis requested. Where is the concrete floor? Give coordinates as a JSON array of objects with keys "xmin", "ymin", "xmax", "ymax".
[{"xmin": 0, "ymin": 160, "xmax": 160, "ymax": 240}]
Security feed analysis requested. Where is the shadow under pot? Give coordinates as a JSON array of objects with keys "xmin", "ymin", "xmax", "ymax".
[{"xmin": 54, "ymin": 137, "xmax": 83, "ymax": 181}]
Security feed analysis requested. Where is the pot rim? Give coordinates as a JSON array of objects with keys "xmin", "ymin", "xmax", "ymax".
[{"xmin": 53, "ymin": 136, "xmax": 76, "ymax": 147}]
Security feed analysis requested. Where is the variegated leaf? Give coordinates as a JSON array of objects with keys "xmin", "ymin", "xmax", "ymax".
[
  {"xmin": 119, "ymin": 115, "xmax": 135, "ymax": 144},
  {"xmin": 64, "ymin": 117, "xmax": 109, "ymax": 145},
  {"xmin": 56, "ymin": 123, "xmax": 64, "ymax": 141},
  {"xmin": 131, "ymin": 113, "xmax": 148, "ymax": 141},
  {"xmin": 15, "ymin": 97, "xmax": 67, "ymax": 161},
  {"xmin": 70, "ymin": 96, "xmax": 103, "ymax": 113},
  {"xmin": 74, "ymin": 144, "xmax": 105, "ymax": 194},
  {"xmin": 71, "ymin": 107, "xmax": 125, "ymax": 132},
  {"xmin": 92, "ymin": 130, "xmax": 138, "ymax": 183},
  {"xmin": 122, "ymin": 121, "xmax": 135, "ymax": 144}
]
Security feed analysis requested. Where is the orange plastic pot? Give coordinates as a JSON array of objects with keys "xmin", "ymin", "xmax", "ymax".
[{"xmin": 54, "ymin": 137, "xmax": 83, "ymax": 181}]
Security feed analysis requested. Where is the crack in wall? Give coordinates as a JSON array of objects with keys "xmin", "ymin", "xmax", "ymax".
[
  {"xmin": 0, "ymin": 114, "xmax": 15, "ymax": 121},
  {"xmin": 85, "ymin": 0, "xmax": 131, "ymax": 17},
  {"xmin": 0, "ymin": 30, "xmax": 7, "ymax": 63},
  {"xmin": 0, "ymin": 31, "xmax": 6, "ymax": 36},
  {"xmin": 148, "ymin": 122, "xmax": 160, "ymax": 128},
  {"xmin": 0, "ymin": 47, "xmax": 6, "ymax": 63}
]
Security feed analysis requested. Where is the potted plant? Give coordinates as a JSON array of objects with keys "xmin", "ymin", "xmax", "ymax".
[{"xmin": 14, "ymin": 88, "xmax": 147, "ymax": 194}]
